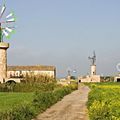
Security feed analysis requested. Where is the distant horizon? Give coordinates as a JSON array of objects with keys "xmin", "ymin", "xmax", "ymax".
[{"xmin": 7, "ymin": 61, "xmax": 118, "ymax": 78}]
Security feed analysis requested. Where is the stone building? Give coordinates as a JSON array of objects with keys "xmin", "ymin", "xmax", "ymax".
[{"xmin": 7, "ymin": 65, "xmax": 56, "ymax": 79}]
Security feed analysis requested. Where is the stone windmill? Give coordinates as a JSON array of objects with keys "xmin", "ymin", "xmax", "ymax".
[{"xmin": 0, "ymin": 0, "xmax": 16, "ymax": 83}]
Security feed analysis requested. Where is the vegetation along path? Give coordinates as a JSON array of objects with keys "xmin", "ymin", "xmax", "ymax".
[{"xmin": 33, "ymin": 84, "xmax": 90, "ymax": 120}]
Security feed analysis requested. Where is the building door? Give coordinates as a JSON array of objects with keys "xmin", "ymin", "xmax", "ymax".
[{"xmin": 117, "ymin": 78, "xmax": 120, "ymax": 82}]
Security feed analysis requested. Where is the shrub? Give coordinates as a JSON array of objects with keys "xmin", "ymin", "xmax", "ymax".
[
  {"xmin": 89, "ymin": 100, "xmax": 112, "ymax": 120},
  {"xmin": 0, "ymin": 103, "xmax": 35, "ymax": 120},
  {"xmin": 87, "ymin": 83, "xmax": 120, "ymax": 120},
  {"xmin": 33, "ymin": 86, "xmax": 74, "ymax": 113},
  {"xmin": 23, "ymin": 74, "xmax": 56, "ymax": 83},
  {"xmin": 0, "ymin": 82, "xmax": 57, "ymax": 92},
  {"xmin": 0, "ymin": 73, "xmax": 56, "ymax": 92},
  {"xmin": 0, "ymin": 84, "xmax": 77, "ymax": 120}
]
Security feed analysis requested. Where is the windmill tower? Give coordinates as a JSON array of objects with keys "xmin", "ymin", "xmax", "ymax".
[
  {"xmin": 0, "ymin": 0, "xmax": 16, "ymax": 83},
  {"xmin": 78, "ymin": 51, "xmax": 100, "ymax": 82},
  {"xmin": 88, "ymin": 51, "xmax": 96, "ymax": 75}
]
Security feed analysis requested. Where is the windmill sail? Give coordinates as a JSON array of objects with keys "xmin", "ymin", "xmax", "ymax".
[
  {"xmin": 0, "ymin": 5, "xmax": 6, "ymax": 19},
  {"xmin": 5, "ymin": 27, "xmax": 13, "ymax": 33},
  {"xmin": 6, "ymin": 12, "xmax": 14, "ymax": 19},
  {"xmin": 2, "ymin": 29, "xmax": 9, "ymax": 37},
  {"xmin": 0, "ymin": 1, "xmax": 16, "ymax": 41},
  {"xmin": 6, "ymin": 18, "xmax": 15, "ymax": 22}
]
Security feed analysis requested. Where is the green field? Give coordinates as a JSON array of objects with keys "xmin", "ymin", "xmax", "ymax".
[
  {"xmin": 0, "ymin": 92, "xmax": 34, "ymax": 111},
  {"xmin": 87, "ymin": 83, "xmax": 120, "ymax": 120},
  {"xmin": 0, "ymin": 82, "xmax": 78, "ymax": 120}
]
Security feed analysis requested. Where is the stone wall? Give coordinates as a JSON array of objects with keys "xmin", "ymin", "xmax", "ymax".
[{"xmin": 78, "ymin": 75, "xmax": 100, "ymax": 82}]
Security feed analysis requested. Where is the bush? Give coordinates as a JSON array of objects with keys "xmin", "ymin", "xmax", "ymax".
[
  {"xmin": 33, "ymin": 86, "xmax": 74, "ymax": 113},
  {"xmin": 87, "ymin": 83, "xmax": 120, "ymax": 120},
  {"xmin": 0, "ymin": 73, "xmax": 56, "ymax": 92},
  {"xmin": 0, "ymin": 85, "xmax": 77, "ymax": 120},
  {"xmin": 23, "ymin": 74, "xmax": 56, "ymax": 83},
  {"xmin": 0, "ymin": 82, "xmax": 57, "ymax": 92},
  {"xmin": 0, "ymin": 103, "xmax": 35, "ymax": 120},
  {"xmin": 89, "ymin": 100, "xmax": 112, "ymax": 120}
]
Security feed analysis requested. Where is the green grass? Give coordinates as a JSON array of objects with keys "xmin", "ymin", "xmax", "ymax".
[
  {"xmin": 0, "ymin": 83, "xmax": 78, "ymax": 120},
  {"xmin": 0, "ymin": 92, "xmax": 34, "ymax": 111},
  {"xmin": 0, "ymin": 81, "xmax": 78, "ymax": 120}
]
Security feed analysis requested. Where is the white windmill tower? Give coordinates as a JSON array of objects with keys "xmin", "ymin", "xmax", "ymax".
[{"xmin": 0, "ymin": 0, "xmax": 16, "ymax": 83}]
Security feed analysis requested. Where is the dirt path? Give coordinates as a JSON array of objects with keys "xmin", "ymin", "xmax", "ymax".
[{"xmin": 33, "ymin": 85, "xmax": 90, "ymax": 120}]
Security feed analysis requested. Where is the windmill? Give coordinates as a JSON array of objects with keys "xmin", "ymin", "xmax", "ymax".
[
  {"xmin": 0, "ymin": 0, "xmax": 16, "ymax": 42},
  {"xmin": 0, "ymin": 0, "xmax": 16, "ymax": 83}
]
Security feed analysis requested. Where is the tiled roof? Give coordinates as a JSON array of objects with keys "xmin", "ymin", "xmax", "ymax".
[{"xmin": 7, "ymin": 65, "xmax": 56, "ymax": 71}]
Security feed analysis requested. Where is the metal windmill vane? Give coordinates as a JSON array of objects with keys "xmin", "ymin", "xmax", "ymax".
[
  {"xmin": 0, "ymin": 0, "xmax": 16, "ymax": 42},
  {"xmin": 88, "ymin": 51, "xmax": 96, "ymax": 65}
]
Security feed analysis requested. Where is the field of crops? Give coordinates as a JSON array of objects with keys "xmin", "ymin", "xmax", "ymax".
[{"xmin": 87, "ymin": 83, "xmax": 120, "ymax": 120}]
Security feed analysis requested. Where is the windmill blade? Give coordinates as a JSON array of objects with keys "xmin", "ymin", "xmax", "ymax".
[
  {"xmin": 2, "ymin": 29, "xmax": 9, "ymax": 37},
  {"xmin": 93, "ymin": 51, "xmax": 96, "ymax": 56},
  {"xmin": 6, "ymin": 12, "xmax": 14, "ymax": 19},
  {"xmin": 0, "ymin": 5, "xmax": 6, "ymax": 19},
  {"xmin": 93, "ymin": 51, "xmax": 96, "ymax": 60},
  {"xmin": 6, "ymin": 18, "xmax": 15, "ymax": 22},
  {"xmin": 73, "ymin": 70, "xmax": 76, "ymax": 73},
  {"xmin": 5, "ymin": 27, "xmax": 13, "ymax": 33},
  {"xmin": 1, "ymin": 26, "xmax": 15, "ymax": 30}
]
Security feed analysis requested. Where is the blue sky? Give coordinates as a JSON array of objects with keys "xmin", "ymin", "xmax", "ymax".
[{"xmin": 3, "ymin": 0, "xmax": 120, "ymax": 77}]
